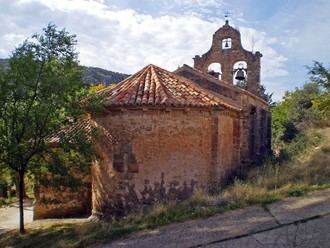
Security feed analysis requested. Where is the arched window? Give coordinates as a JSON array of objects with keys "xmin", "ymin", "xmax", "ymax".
[
  {"xmin": 233, "ymin": 61, "xmax": 247, "ymax": 86},
  {"xmin": 222, "ymin": 38, "xmax": 232, "ymax": 49},
  {"xmin": 208, "ymin": 63, "xmax": 222, "ymax": 80}
]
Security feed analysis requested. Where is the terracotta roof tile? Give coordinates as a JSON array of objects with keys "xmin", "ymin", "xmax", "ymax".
[
  {"xmin": 47, "ymin": 118, "xmax": 114, "ymax": 144},
  {"xmin": 96, "ymin": 64, "xmax": 241, "ymax": 110}
]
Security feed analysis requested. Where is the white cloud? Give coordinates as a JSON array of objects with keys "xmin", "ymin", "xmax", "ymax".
[
  {"xmin": 1, "ymin": 0, "xmax": 287, "ymax": 84},
  {"xmin": 239, "ymin": 27, "xmax": 288, "ymax": 79},
  {"xmin": 172, "ymin": 0, "xmax": 223, "ymax": 7}
]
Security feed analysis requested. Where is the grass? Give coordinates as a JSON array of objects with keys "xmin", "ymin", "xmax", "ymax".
[
  {"xmin": 1, "ymin": 128, "xmax": 330, "ymax": 248},
  {"xmin": 212, "ymin": 128, "xmax": 330, "ymax": 208}
]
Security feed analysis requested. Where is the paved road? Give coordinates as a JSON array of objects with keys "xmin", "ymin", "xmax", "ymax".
[
  {"xmin": 208, "ymin": 215, "xmax": 330, "ymax": 248},
  {"xmin": 99, "ymin": 188, "xmax": 330, "ymax": 248},
  {"xmin": 0, "ymin": 199, "xmax": 34, "ymax": 235}
]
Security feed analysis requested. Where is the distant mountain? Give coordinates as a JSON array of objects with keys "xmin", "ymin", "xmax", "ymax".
[
  {"xmin": 82, "ymin": 66, "xmax": 129, "ymax": 85},
  {"xmin": 0, "ymin": 58, "xmax": 129, "ymax": 85}
]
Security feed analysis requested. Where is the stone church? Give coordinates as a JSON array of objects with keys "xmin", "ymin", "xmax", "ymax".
[{"xmin": 34, "ymin": 21, "xmax": 271, "ymax": 219}]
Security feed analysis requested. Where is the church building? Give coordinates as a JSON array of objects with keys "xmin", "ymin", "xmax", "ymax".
[{"xmin": 34, "ymin": 21, "xmax": 271, "ymax": 219}]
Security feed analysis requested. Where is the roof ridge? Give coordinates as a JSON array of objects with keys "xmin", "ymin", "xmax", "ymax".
[
  {"xmin": 153, "ymin": 65, "xmax": 182, "ymax": 105},
  {"xmin": 134, "ymin": 69, "xmax": 148, "ymax": 104}
]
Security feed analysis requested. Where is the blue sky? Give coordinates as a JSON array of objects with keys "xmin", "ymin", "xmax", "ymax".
[{"xmin": 1, "ymin": 0, "xmax": 330, "ymax": 101}]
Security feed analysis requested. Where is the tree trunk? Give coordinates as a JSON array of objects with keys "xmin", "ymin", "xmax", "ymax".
[
  {"xmin": 15, "ymin": 173, "xmax": 26, "ymax": 198},
  {"xmin": 18, "ymin": 170, "xmax": 25, "ymax": 234}
]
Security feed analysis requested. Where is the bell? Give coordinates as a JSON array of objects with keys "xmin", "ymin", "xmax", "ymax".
[
  {"xmin": 224, "ymin": 40, "xmax": 229, "ymax": 48},
  {"xmin": 235, "ymin": 69, "xmax": 245, "ymax": 80}
]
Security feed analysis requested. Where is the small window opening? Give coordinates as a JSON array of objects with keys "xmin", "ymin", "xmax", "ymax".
[{"xmin": 222, "ymin": 38, "xmax": 232, "ymax": 49}]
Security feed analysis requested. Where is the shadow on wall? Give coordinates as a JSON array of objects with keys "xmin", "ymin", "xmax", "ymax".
[{"xmin": 100, "ymin": 172, "xmax": 199, "ymax": 219}]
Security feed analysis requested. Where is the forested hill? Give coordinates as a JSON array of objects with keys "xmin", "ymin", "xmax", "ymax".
[
  {"xmin": 82, "ymin": 66, "xmax": 129, "ymax": 85},
  {"xmin": 0, "ymin": 58, "xmax": 129, "ymax": 85}
]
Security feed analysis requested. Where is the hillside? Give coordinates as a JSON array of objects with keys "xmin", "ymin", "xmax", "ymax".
[
  {"xmin": 0, "ymin": 58, "xmax": 129, "ymax": 85},
  {"xmin": 81, "ymin": 66, "xmax": 129, "ymax": 85}
]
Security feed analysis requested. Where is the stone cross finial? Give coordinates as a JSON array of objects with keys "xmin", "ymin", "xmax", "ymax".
[{"xmin": 224, "ymin": 11, "xmax": 232, "ymax": 24}]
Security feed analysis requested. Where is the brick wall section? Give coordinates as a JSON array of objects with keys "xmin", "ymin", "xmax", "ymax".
[
  {"xmin": 89, "ymin": 107, "xmax": 239, "ymax": 218},
  {"xmin": 175, "ymin": 66, "xmax": 270, "ymax": 165},
  {"xmin": 233, "ymin": 118, "xmax": 241, "ymax": 167},
  {"xmin": 193, "ymin": 21, "xmax": 262, "ymax": 94},
  {"xmin": 210, "ymin": 111, "xmax": 219, "ymax": 192}
]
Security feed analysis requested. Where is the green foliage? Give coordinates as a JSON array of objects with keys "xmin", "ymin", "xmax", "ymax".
[
  {"xmin": 271, "ymin": 62, "xmax": 330, "ymax": 147},
  {"xmin": 308, "ymin": 61, "xmax": 330, "ymax": 90},
  {"xmin": 313, "ymin": 93, "xmax": 330, "ymax": 116},
  {"xmin": 0, "ymin": 23, "xmax": 95, "ymax": 232},
  {"xmin": 88, "ymin": 83, "xmax": 106, "ymax": 94},
  {"xmin": 287, "ymin": 188, "xmax": 306, "ymax": 197},
  {"xmin": 309, "ymin": 62, "xmax": 330, "ymax": 117},
  {"xmin": 0, "ymin": 23, "xmax": 90, "ymax": 172}
]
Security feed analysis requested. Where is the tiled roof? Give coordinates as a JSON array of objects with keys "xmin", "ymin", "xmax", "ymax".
[
  {"xmin": 96, "ymin": 64, "xmax": 241, "ymax": 110},
  {"xmin": 47, "ymin": 118, "xmax": 114, "ymax": 144}
]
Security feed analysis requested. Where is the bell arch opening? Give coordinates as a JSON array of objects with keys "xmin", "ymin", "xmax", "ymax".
[
  {"xmin": 208, "ymin": 63, "xmax": 222, "ymax": 80},
  {"xmin": 222, "ymin": 38, "xmax": 232, "ymax": 49},
  {"xmin": 233, "ymin": 61, "xmax": 247, "ymax": 87}
]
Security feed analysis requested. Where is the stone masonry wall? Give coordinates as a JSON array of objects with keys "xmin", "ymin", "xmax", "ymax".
[
  {"xmin": 34, "ymin": 172, "xmax": 91, "ymax": 219},
  {"xmin": 91, "ymin": 107, "xmax": 239, "ymax": 218},
  {"xmin": 175, "ymin": 66, "xmax": 270, "ymax": 166}
]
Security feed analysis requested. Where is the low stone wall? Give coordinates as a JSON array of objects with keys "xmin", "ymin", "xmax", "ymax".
[{"xmin": 34, "ymin": 173, "xmax": 91, "ymax": 219}]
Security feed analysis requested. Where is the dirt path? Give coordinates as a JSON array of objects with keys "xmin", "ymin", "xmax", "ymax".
[{"xmin": 0, "ymin": 199, "xmax": 34, "ymax": 234}]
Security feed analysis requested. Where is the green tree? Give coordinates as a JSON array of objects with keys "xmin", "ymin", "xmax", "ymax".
[
  {"xmin": 271, "ymin": 61, "xmax": 330, "ymax": 147},
  {"xmin": 308, "ymin": 61, "xmax": 330, "ymax": 117},
  {"xmin": 271, "ymin": 83, "xmax": 321, "ymax": 144},
  {"xmin": 0, "ymin": 24, "xmax": 93, "ymax": 234},
  {"xmin": 308, "ymin": 61, "xmax": 330, "ymax": 90}
]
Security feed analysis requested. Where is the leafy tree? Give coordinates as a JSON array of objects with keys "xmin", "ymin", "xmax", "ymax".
[
  {"xmin": 272, "ymin": 61, "xmax": 330, "ymax": 147},
  {"xmin": 308, "ymin": 61, "xmax": 330, "ymax": 117},
  {"xmin": 88, "ymin": 83, "xmax": 106, "ymax": 94},
  {"xmin": 308, "ymin": 61, "xmax": 330, "ymax": 90},
  {"xmin": 0, "ymin": 24, "xmax": 93, "ymax": 234},
  {"xmin": 271, "ymin": 83, "xmax": 321, "ymax": 144}
]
